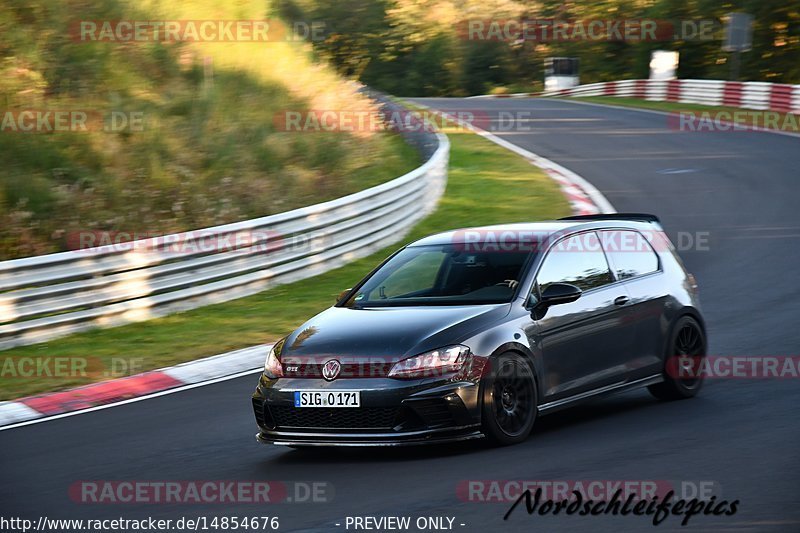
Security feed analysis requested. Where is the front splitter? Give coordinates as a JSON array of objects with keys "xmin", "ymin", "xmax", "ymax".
[{"xmin": 256, "ymin": 427, "xmax": 484, "ymax": 447}]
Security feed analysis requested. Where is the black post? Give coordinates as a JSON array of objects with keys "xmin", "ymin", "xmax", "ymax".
[{"xmin": 730, "ymin": 50, "xmax": 741, "ymax": 81}]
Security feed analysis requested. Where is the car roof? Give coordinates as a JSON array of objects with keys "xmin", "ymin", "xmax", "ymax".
[{"xmin": 408, "ymin": 219, "xmax": 659, "ymax": 247}]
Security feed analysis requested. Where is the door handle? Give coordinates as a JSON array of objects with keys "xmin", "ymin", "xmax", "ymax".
[{"xmin": 614, "ymin": 296, "xmax": 630, "ymax": 306}]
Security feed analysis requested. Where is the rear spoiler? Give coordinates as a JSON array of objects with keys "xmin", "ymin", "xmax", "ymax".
[
  {"xmin": 559, "ymin": 213, "xmax": 661, "ymax": 224},
  {"xmin": 559, "ymin": 213, "xmax": 674, "ymax": 252}
]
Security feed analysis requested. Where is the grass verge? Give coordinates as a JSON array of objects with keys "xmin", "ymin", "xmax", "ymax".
[
  {"xmin": 0, "ymin": 0, "xmax": 418, "ymax": 258},
  {"xmin": 0, "ymin": 130, "xmax": 570, "ymax": 400}
]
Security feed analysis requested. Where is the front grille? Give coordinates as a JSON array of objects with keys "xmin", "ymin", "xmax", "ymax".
[{"xmin": 269, "ymin": 405, "xmax": 399, "ymax": 430}]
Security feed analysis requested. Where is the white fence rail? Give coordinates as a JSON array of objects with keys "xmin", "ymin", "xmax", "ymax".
[{"xmin": 0, "ymin": 105, "xmax": 449, "ymax": 350}]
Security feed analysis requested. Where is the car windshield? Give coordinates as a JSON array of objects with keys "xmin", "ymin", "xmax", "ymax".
[{"xmin": 343, "ymin": 244, "xmax": 533, "ymax": 307}]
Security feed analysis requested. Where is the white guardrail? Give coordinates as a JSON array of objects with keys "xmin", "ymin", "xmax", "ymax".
[
  {"xmin": 0, "ymin": 103, "xmax": 449, "ymax": 350},
  {"xmin": 542, "ymin": 78, "xmax": 800, "ymax": 114}
]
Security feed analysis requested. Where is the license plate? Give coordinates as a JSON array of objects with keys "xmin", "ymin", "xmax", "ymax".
[{"xmin": 294, "ymin": 390, "xmax": 361, "ymax": 408}]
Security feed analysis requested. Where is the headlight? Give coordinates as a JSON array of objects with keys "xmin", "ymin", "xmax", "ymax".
[
  {"xmin": 264, "ymin": 338, "xmax": 286, "ymax": 379},
  {"xmin": 388, "ymin": 345, "xmax": 470, "ymax": 379}
]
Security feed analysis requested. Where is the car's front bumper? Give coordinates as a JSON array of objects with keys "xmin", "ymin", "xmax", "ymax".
[{"xmin": 252, "ymin": 373, "xmax": 483, "ymax": 447}]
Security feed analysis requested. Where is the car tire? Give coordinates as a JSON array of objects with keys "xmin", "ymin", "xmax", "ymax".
[
  {"xmin": 481, "ymin": 352, "xmax": 538, "ymax": 446},
  {"xmin": 648, "ymin": 316, "xmax": 707, "ymax": 401}
]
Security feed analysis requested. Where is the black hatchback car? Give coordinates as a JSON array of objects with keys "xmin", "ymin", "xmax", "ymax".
[{"xmin": 252, "ymin": 214, "xmax": 706, "ymax": 446}]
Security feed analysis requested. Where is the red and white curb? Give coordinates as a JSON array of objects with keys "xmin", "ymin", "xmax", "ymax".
[
  {"xmin": 0, "ymin": 101, "xmax": 615, "ymax": 431},
  {"xmin": 0, "ymin": 343, "xmax": 271, "ymax": 430}
]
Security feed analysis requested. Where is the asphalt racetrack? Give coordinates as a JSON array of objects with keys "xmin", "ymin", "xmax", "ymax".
[{"xmin": 2, "ymin": 98, "xmax": 798, "ymax": 532}]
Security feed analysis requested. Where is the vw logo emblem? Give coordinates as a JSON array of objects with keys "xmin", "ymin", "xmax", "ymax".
[{"xmin": 322, "ymin": 359, "xmax": 341, "ymax": 381}]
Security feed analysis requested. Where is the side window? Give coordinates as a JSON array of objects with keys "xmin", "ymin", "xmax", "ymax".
[
  {"xmin": 600, "ymin": 230, "xmax": 659, "ymax": 280},
  {"xmin": 536, "ymin": 232, "xmax": 614, "ymax": 292}
]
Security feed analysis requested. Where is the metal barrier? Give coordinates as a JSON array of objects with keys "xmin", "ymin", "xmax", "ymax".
[{"xmin": 0, "ymin": 98, "xmax": 449, "ymax": 350}]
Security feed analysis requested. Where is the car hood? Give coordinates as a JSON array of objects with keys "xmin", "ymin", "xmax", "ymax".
[{"xmin": 281, "ymin": 304, "xmax": 511, "ymax": 362}]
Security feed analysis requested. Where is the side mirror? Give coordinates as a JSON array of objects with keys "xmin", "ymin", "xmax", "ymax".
[
  {"xmin": 538, "ymin": 283, "xmax": 582, "ymax": 307},
  {"xmin": 337, "ymin": 288, "xmax": 352, "ymax": 303}
]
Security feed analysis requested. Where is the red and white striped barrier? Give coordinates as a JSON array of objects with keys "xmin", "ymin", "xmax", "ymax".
[{"xmin": 541, "ymin": 78, "xmax": 800, "ymax": 115}]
